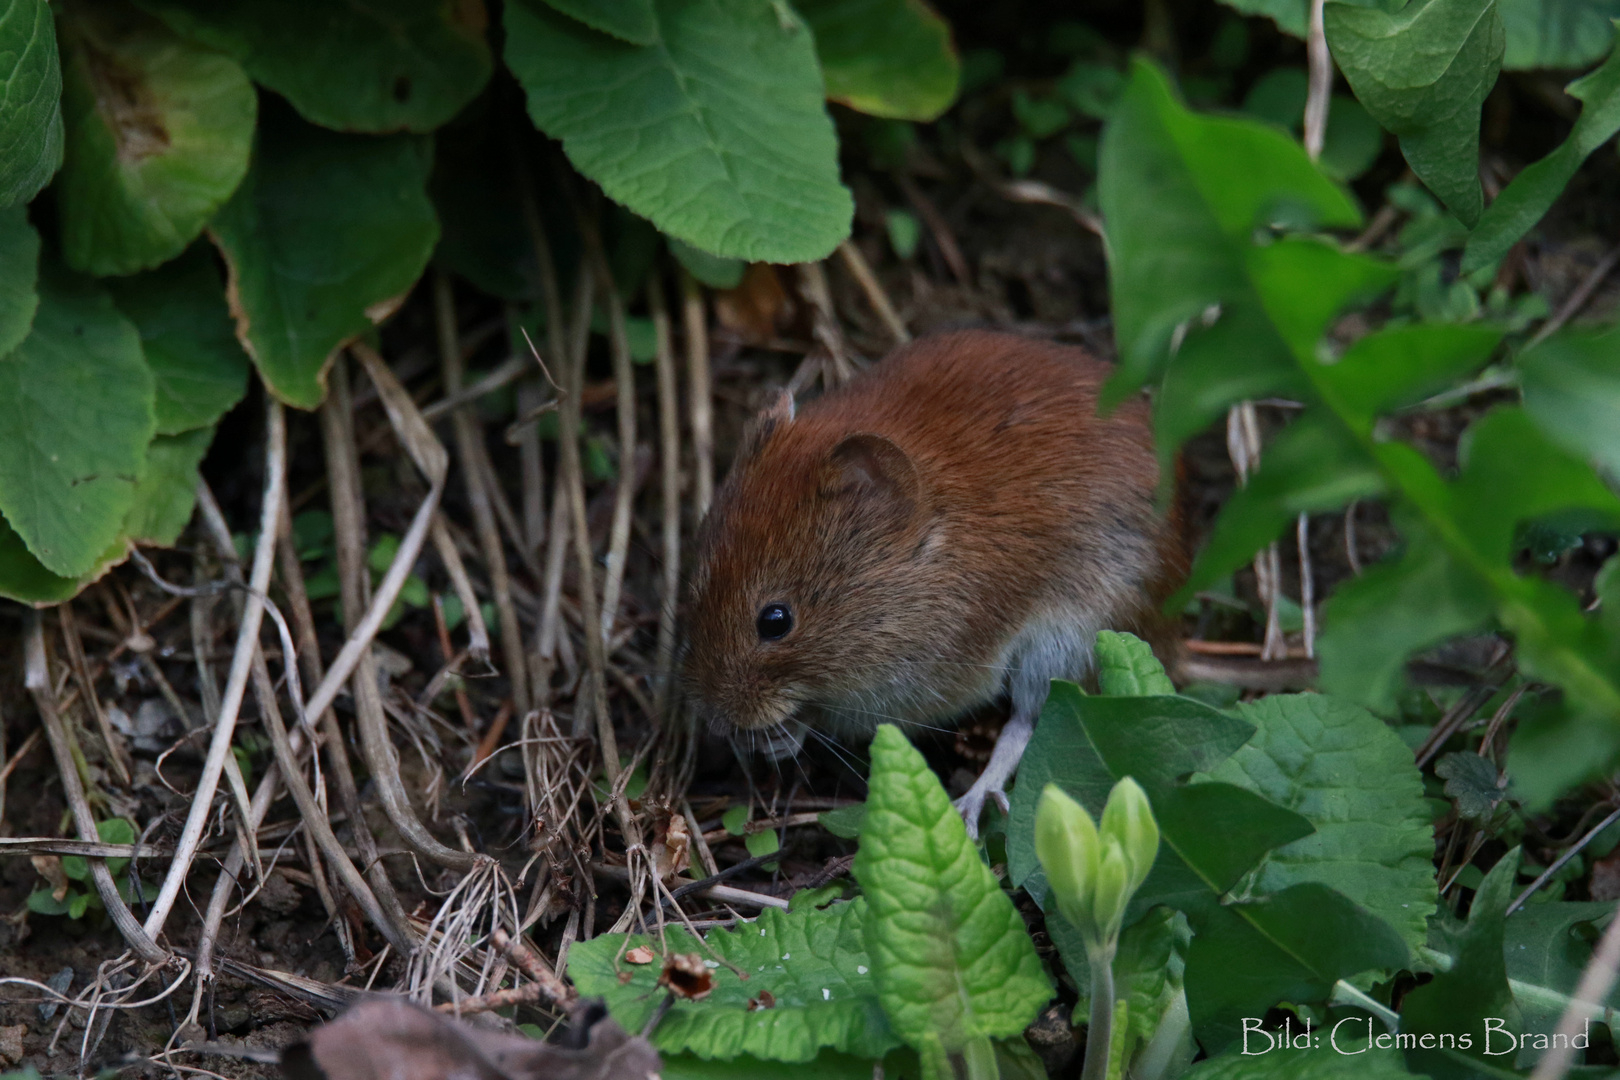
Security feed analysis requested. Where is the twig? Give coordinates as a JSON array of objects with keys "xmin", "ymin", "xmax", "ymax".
[
  {"xmin": 429, "ymin": 515, "xmax": 491, "ymax": 662},
  {"xmin": 1526, "ymin": 244, "xmax": 1620, "ymax": 350},
  {"xmin": 1303, "ymin": 0, "xmax": 1331, "ymax": 161},
  {"xmin": 419, "ymin": 355, "xmax": 529, "ymax": 424},
  {"xmin": 681, "ymin": 270, "xmax": 715, "ymax": 518},
  {"xmin": 595, "ymin": 862, "xmax": 789, "ymax": 911},
  {"xmin": 1528, "ymin": 895, "xmax": 1620, "ymax": 1080},
  {"xmin": 894, "ymin": 173, "xmax": 970, "ymax": 285},
  {"xmin": 492, "ymin": 927, "xmax": 575, "ymax": 1006},
  {"xmin": 650, "ymin": 276, "xmax": 681, "ymax": 716},
  {"xmin": 589, "ymin": 246, "xmax": 639, "ymax": 645},
  {"xmin": 1297, "ymin": 513, "xmax": 1316, "ymax": 658},
  {"xmin": 995, "ymin": 178, "xmax": 1104, "ymax": 237},
  {"xmin": 58, "ymin": 602, "xmax": 131, "ymax": 786},
  {"xmin": 1509, "ymin": 804, "xmax": 1620, "ymax": 915},
  {"xmin": 838, "ymin": 239, "xmax": 910, "ymax": 345},
  {"xmin": 797, "ymin": 261, "xmax": 857, "ymax": 383}
]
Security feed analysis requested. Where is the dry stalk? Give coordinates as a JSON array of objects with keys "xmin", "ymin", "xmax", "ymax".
[
  {"xmin": 650, "ymin": 276, "xmax": 682, "ymax": 715},
  {"xmin": 589, "ymin": 247, "xmax": 640, "ymax": 644},
  {"xmin": 57, "ymin": 601, "xmax": 131, "ymax": 785},
  {"xmin": 798, "ymin": 261, "xmax": 857, "ymax": 383},
  {"xmin": 681, "ymin": 270, "xmax": 715, "ymax": 518},
  {"xmin": 838, "ymin": 238, "xmax": 910, "ymax": 345},
  {"xmin": 430, "ymin": 514, "xmax": 491, "ymax": 662},
  {"xmin": 1303, "ymin": 0, "xmax": 1331, "ymax": 161}
]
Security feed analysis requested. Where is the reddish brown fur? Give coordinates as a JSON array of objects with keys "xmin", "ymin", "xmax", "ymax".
[{"xmin": 684, "ymin": 329, "xmax": 1183, "ymax": 740}]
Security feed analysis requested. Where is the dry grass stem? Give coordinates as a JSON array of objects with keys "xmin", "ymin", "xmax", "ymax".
[
  {"xmin": 681, "ymin": 270, "xmax": 715, "ymax": 517},
  {"xmin": 838, "ymin": 239, "xmax": 911, "ymax": 345}
]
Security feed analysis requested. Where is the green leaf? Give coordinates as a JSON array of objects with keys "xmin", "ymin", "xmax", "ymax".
[
  {"xmin": 1325, "ymin": 0, "xmax": 1504, "ymax": 227},
  {"xmin": 1205, "ymin": 694, "xmax": 1439, "ymax": 951},
  {"xmin": 0, "ymin": 264, "xmax": 154, "ymax": 577},
  {"xmin": 56, "ymin": 0, "xmax": 255, "ymax": 276},
  {"xmin": 210, "ymin": 104, "xmax": 438, "ymax": 409},
  {"xmin": 672, "ymin": 238, "xmax": 745, "ymax": 290},
  {"xmin": 1434, "ymin": 751, "xmax": 1504, "ymax": 820},
  {"xmin": 0, "ymin": 513, "xmax": 83, "ymax": 605},
  {"xmin": 0, "ymin": 204, "xmax": 39, "ymax": 356},
  {"xmin": 1400, "ymin": 848, "xmax": 1521, "ymax": 1077},
  {"xmin": 123, "ymin": 426, "xmax": 212, "ymax": 546},
  {"xmin": 818, "ymin": 803, "xmax": 864, "ymax": 839},
  {"xmin": 1320, "ymin": 95, "xmax": 1387, "ymax": 182},
  {"xmin": 1464, "ymin": 30, "xmax": 1620, "ymax": 272},
  {"xmin": 568, "ymin": 901, "xmax": 900, "ymax": 1062},
  {"xmin": 1518, "ymin": 323, "xmax": 1620, "ymax": 481},
  {"xmin": 68, "ymin": 890, "xmax": 90, "ymax": 919},
  {"xmin": 0, "ymin": 0, "xmax": 63, "ymax": 207},
  {"xmin": 1216, "ymin": 0, "xmax": 1310, "ymax": 37},
  {"xmin": 106, "ymin": 244, "xmax": 248, "ymax": 435},
  {"xmin": 133, "ymin": 0, "xmax": 492, "ymax": 133},
  {"xmin": 1503, "ymin": 901, "xmax": 1619, "ymax": 1038},
  {"xmin": 504, "ymin": 0, "xmax": 853, "ymax": 263},
  {"xmin": 854, "ymin": 725, "xmax": 1052, "ymax": 1060},
  {"xmin": 1308, "ymin": 323, "xmax": 1501, "ymax": 432},
  {"xmin": 1183, "ymin": 1041, "xmax": 1416, "ymax": 1077},
  {"xmin": 537, "ymin": 0, "xmax": 656, "ymax": 44},
  {"xmin": 26, "ymin": 888, "xmax": 71, "ymax": 916},
  {"xmin": 796, "ymin": 0, "xmax": 960, "ymax": 121},
  {"xmin": 1095, "ymin": 629, "xmax": 1176, "ymax": 696},
  {"xmin": 722, "ymin": 805, "xmax": 750, "ymax": 836},
  {"xmin": 98, "ymin": 817, "xmax": 135, "ymax": 876},
  {"xmin": 1051, "ymin": 906, "xmax": 1191, "ymax": 1054},
  {"xmin": 1497, "ymin": 0, "xmax": 1620, "ymax": 69},
  {"xmin": 659, "ymin": 1049, "xmax": 891, "ymax": 1080}
]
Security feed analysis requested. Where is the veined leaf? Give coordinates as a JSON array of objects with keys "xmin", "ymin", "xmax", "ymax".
[
  {"xmin": 0, "ymin": 512, "xmax": 83, "ymax": 604},
  {"xmin": 210, "ymin": 103, "xmax": 438, "ymax": 409},
  {"xmin": 671, "ymin": 238, "xmax": 745, "ymax": 289},
  {"xmin": 123, "ymin": 425, "xmax": 211, "ymax": 546},
  {"xmin": 56, "ymin": 0, "xmax": 255, "ymax": 276},
  {"xmin": 537, "ymin": 0, "xmax": 656, "ymax": 44},
  {"xmin": 1498, "ymin": 0, "xmax": 1620, "ymax": 70},
  {"xmin": 133, "ymin": 0, "xmax": 491, "ymax": 133},
  {"xmin": 1096, "ymin": 629, "xmax": 1176, "ymax": 696},
  {"xmin": 504, "ymin": 0, "xmax": 853, "ymax": 263},
  {"xmin": 0, "ymin": 0, "xmax": 63, "ymax": 208},
  {"xmin": 1503, "ymin": 901, "xmax": 1620, "ymax": 1041},
  {"xmin": 1518, "ymin": 322, "xmax": 1620, "ymax": 483},
  {"xmin": 1216, "ymin": 0, "xmax": 1311, "ymax": 36},
  {"xmin": 0, "ymin": 264, "xmax": 153, "ymax": 577},
  {"xmin": 796, "ymin": 0, "xmax": 961, "ymax": 121},
  {"xmin": 0, "ymin": 203, "xmax": 39, "ymax": 356},
  {"xmin": 1326, "ymin": 0, "xmax": 1504, "ymax": 227},
  {"xmin": 1464, "ymin": 28, "xmax": 1620, "ymax": 272},
  {"xmin": 855, "ymin": 725, "xmax": 1051, "ymax": 1064}
]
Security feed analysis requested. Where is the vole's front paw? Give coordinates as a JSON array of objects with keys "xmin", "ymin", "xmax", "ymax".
[{"xmin": 953, "ymin": 780, "xmax": 1010, "ymax": 842}]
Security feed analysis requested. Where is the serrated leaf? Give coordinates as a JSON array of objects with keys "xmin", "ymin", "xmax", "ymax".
[
  {"xmin": 1503, "ymin": 901, "xmax": 1619, "ymax": 1039},
  {"xmin": 0, "ymin": 264, "xmax": 153, "ymax": 577},
  {"xmin": 1096, "ymin": 630, "xmax": 1176, "ymax": 696},
  {"xmin": 210, "ymin": 103, "xmax": 438, "ymax": 409},
  {"xmin": 538, "ymin": 0, "xmax": 656, "ymax": 44},
  {"xmin": 107, "ymin": 244, "xmax": 248, "ymax": 434},
  {"xmin": 855, "ymin": 725, "xmax": 1051, "ymax": 1060},
  {"xmin": 504, "ymin": 0, "xmax": 853, "ymax": 263},
  {"xmin": 1498, "ymin": 0, "xmax": 1620, "ymax": 69},
  {"xmin": 1325, "ymin": 0, "xmax": 1504, "ymax": 227},
  {"xmin": 133, "ymin": 0, "xmax": 492, "ymax": 133},
  {"xmin": 123, "ymin": 426, "xmax": 211, "ymax": 546},
  {"xmin": 1206, "ymin": 694, "xmax": 1439, "ymax": 951},
  {"xmin": 1464, "ymin": 29, "xmax": 1620, "ymax": 272},
  {"xmin": 0, "ymin": 513, "xmax": 84, "ymax": 604},
  {"xmin": 796, "ymin": 0, "xmax": 960, "ymax": 121},
  {"xmin": 568, "ymin": 900, "xmax": 899, "ymax": 1062},
  {"xmin": 0, "ymin": 204, "xmax": 39, "ymax": 356},
  {"xmin": 1435, "ymin": 751, "xmax": 1504, "ymax": 821},
  {"xmin": 0, "ymin": 0, "xmax": 63, "ymax": 207},
  {"xmin": 1518, "ymin": 324, "xmax": 1620, "ymax": 482},
  {"xmin": 56, "ymin": 0, "xmax": 255, "ymax": 276}
]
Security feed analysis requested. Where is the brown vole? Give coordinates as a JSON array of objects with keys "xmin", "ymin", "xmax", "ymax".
[{"xmin": 683, "ymin": 329, "xmax": 1184, "ymax": 835}]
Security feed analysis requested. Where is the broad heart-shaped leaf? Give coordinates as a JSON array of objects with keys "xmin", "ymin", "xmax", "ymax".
[
  {"xmin": 0, "ymin": 265, "xmax": 153, "ymax": 577},
  {"xmin": 1519, "ymin": 324, "xmax": 1620, "ymax": 481},
  {"xmin": 1098, "ymin": 58, "xmax": 1359, "ymax": 407},
  {"xmin": 1325, "ymin": 0, "xmax": 1504, "ymax": 227},
  {"xmin": 0, "ymin": 203, "xmax": 39, "ymax": 356},
  {"xmin": 1205, "ymin": 694, "xmax": 1438, "ymax": 952},
  {"xmin": 123, "ymin": 426, "xmax": 211, "ymax": 545},
  {"xmin": 133, "ymin": 0, "xmax": 491, "ymax": 134},
  {"xmin": 1464, "ymin": 28, "xmax": 1620, "ymax": 273},
  {"xmin": 1498, "ymin": 0, "xmax": 1620, "ymax": 69},
  {"xmin": 55, "ymin": 0, "xmax": 255, "ymax": 276},
  {"xmin": 795, "ymin": 0, "xmax": 960, "ymax": 121},
  {"xmin": 1095, "ymin": 629, "xmax": 1176, "ymax": 696},
  {"xmin": 568, "ymin": 900, "xmax": 899, "ymax": 1062},
  {"xmin": 855, "ymin": 725, "xmax": 1052, "ymax": 1062},
  {"xmin": 538, "ymin": 0, "xmax": 656, "ymax": 44},
  {"xmin": 0, "ymin": 513, "xmax": 83, "ymax": 604},
  {"xmin": 504, "ymin": 0, "xmax": 853, "ymax": 263},
  {"xmin": 671, "ymin": 238, "xmax": 744, "ymax": 289},
  {"xmin": 1503, "ymin": 901, "xmax": 1619, "ymax": 1040},
  {"xmin": 107, "ymin": 243, "xmax": 248, "ymax": 434},
  {"xmin": 1401, "ymin": 848, "xmax": 1521, "ymax": 1078},
  {"xmin": 210, "ymin": 104, "xmax": 438, "ymax": 409},
  {"xmin": 0, "ymin": 0, "xmax": 63, "ymax": 208}
]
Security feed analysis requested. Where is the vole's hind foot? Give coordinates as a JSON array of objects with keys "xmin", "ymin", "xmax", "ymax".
[
  {"xmin": 952, "ymin": 710, "xmax": 1036, "ymax": 842},
  {"xmin": 954, "ymin": 781, "xmax": 1011, "ymax": 841}
]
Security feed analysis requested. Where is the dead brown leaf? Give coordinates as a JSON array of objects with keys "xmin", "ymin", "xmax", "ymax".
[
  {"xmin": 623, "ymin": 946, "xmax": 656, "ymax": 965},
  {"xmin": 658, "ymin": 953, "xmax": 713, "ymax": 1001}
]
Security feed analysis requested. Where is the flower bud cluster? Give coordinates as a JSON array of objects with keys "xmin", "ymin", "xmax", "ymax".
[{"xmin": 1034, "ymin": 777, "xmax": 1160, "ymax": 953}]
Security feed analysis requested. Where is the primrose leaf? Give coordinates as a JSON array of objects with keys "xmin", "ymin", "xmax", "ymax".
[
  {"xmin": 0, "ymin": 514, "xmax": 85, "ymax": 604},
  {"xmin": 505, "ymin": 0, "xmax": 853, "ymax": 264},
  {"xmin": 1095, "ymin": 630, "xmax": 1175, "ymax": 696},
  {"xmin": 796, "ymin": 0, "xmax": 961, "ymax": 121},
  {"xmin": 855, "ymin": 725, "xmax": 1052, "ymax": 1061},
  {"xmin": 1205, "ymin": 694, "xmax": 1438, "ymax": 951},
  {"xmin": 1497, "ymin": 0, "xmax": 1620, "ymax": 70},
  {"xmin": 570, "ymin": 901, "xmax": 897, "ymax": 1062},
  {"xmin": 210, "ymin": 103, "xmax": 438, "ymax": 409},
  {"xmin": 56, "ymin": 0, "xmax": 255, "ymax": 276},
  {"xmin": 0, "ymin": 0, "xmax": 63, "ymax": 208},
  {"xmin": 123, "ymin": 426, "xmax": 212, "ymax": 546},
  {"xmin": 133, "ymin": 0, "xmax": 491, "ymax": 133},
  {"xmin": 0, "ymin": 204, "xmax": 39, "ymax": 356},
  {"xmin": 1325, "ymin": 0, "xmax": 1504, "ymax": 227},
  {"xmin": 0, "ymin": 264, "xmax": 153, "ymax": 578},
  {"xmin": 1518, "ymin": 324, "xmax": 1620, "ymax": 482},
  {"xmin": 107, "ymin": 244, "xmax": 248, "ymax": 435},
  {"xmin": 1465, "ymin": 29, "xmax": 1620, "ymax": 272}
]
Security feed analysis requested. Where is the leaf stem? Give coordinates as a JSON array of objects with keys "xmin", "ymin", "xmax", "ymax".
[
  {"xmin": 963, "ymin": 1034, "xmax": 1001, "ymax": 1080},
  {"xmin": 1083, "ymin": 942, "xmax": 1118, "ymax": 1080}
]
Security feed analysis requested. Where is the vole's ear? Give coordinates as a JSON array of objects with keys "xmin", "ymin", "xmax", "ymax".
[
  {"xmin": 735, "ymin": 389, "xmax": 795, "ymax": 461},
  {"xmin": 821, "ymin": 433, "xmax": 922, "ymax": 523}
]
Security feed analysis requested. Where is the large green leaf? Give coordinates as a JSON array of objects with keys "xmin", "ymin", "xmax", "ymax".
[
  {"xmin": 504, "ymin": 0, "xmax": 853, "ymax": 263},
  {"xmin": 210, "ymin": 104, "xmax": 438, "ymax": 409},
  {"xmin": 1518, "ymin": 324, "xmax": 1620, "ymax": 481},
  {"xmin": 0, "ymin": 203, "xmax": 39, "ymax": 355},
  {"xmin": 1183, "ymin": 1041, "xmax": 1416, "ymax": 1077},
  {"xmin": 1503, "ymin": 901, "xmax": 1619, "ymax": 1040},
  {"xmin": 56, "ymin": 0, "xmax": 255, "ymax": 276},
  {"xmin": 1464, "ymin": 29, "xmax": 1620, "ymax": 273},
  {"xmin": 107, "ymin": 243, "xmax": 248, "ymax": 434},
  {"xmin": 133, "ymin": 0, "xmax": 491, "ymax": 133},
  {"xmin": 123, "ymin": 425, "xmax": 211, "ymax": 546},
  {"xmin": 538, "ymin": 0, "xmax": 656, "ymax": 44},
  {"xmin": 796, "ymin": 0, "xmax": 960, "ymax": 121},
  {"xmin": 0, "ymin": 265, "xmax": 153, "ymax": 577},
  {"xmin": 569, "ymin": 901, "xmax": 899, "ymax": 1063},
  {"xmin": 1326, "ymin": 0, "xmax": 1505, "ymax": 227},
  {"xmin": 1498, "ymin": 0, "xmax": 1620, "ymax": 69},
  {"xmin": 855, "ymin": 725, "xmax": 1052, "ymax": 1066},
  {"xmin": 1216, "ymin": 0, "xmax": 1312, "ymax": 36},
  {"xmin": 1206, "ymin": 694, "xmax": 1438, "ymax": 951},
  {"xmin": 0, "ymin": 513, "xmax": 83, "ymax": 604},
  {"xmin": 0, "ymin": 0, "xmax": 63, "ymax": 207},
  {"xmin": 1096, "ymin": 629, "xmax": 1176, "ymax": 696}
]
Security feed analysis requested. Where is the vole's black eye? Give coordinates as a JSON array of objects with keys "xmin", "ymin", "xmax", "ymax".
[{"xmin": 756, "ymin": 603, "xmax": 794, "ymax": 641}]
